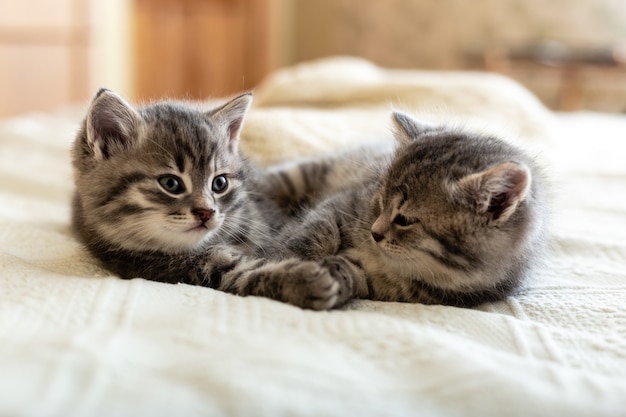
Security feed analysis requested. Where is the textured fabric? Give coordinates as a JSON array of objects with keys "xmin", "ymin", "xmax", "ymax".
[{"xmin": 1, "ymin": 57, "xmax": 625, "ymax": 416}]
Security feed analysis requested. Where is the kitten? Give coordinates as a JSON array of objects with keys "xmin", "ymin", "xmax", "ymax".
[
  {"xmin": 71, "ymin": 89, "xmax": 341, "ymax": 309},
  {"xmin": 255, "ymin": 111, "xmax": 549, "ymax": 308}
]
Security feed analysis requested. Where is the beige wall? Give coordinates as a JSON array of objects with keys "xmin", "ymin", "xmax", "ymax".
[
  {"xmin": 286, "ymin": 0, "xmax": 626, "ymax": 70},
  {"xmin": 2, "ymin": 0, "xmax": 625, "ymax": 114}
]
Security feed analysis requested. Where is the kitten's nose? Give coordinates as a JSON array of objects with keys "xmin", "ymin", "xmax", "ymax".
[
  {"xmin": 371, "ymin": 231, "xmax": 385, "ymax": 242},
  {"xmin": 192, "ymin": 208, "xmax": 214, "ymax": 223}
]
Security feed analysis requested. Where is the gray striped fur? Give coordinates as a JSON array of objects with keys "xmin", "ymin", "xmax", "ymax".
[
  {"xmin": 72, "ymin": 90, "xmax": 548, "ymax": 310},
  {"xmin": 250, "ymin": 111, "xmax": 549, "ymax": 308},
  {"xmin": 72, "ymin": 90, "xmax": 343, "ymax": 309}
]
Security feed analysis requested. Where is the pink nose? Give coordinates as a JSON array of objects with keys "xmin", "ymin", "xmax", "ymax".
[{"xmin": 192, "ymin": 208, "xmax": 214, "ymax": 222}]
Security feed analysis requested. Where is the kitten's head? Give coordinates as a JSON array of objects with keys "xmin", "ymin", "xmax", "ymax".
[
  {"xmin": 369, "ymin": 111, "xmax": 545, "ymax": 296},
  {"xmin": 72, "ymin": 89, "xmax": 253, "ymax": 253}
]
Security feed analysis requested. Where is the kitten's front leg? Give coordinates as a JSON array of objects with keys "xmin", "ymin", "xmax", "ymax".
[
  {"xmin": 225, "ymin": 255, "xmax": 369, "ymax": 310},
  {"xmin": 196, "ymin": 247, "xmax": 368, "ymax": 310},
  {"xmin": 318, "ymin": 255, "xmax": 370, "ymax": 306},
  {"xmin": 279, "ymin": 209, "xmax": 344, "ymax": 261},
  {"xmin": 184, "ymin": 245, "xmax": 339, "ymax": 309},
  {"xmin": 233, "ymin": 258, "xmax": 341, "ymax": 310}
]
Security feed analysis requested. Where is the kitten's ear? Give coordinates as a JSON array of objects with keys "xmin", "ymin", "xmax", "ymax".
[
  {"xmin": 391, "ymin": 111, "xmax": 434, "ymax": 145},
  {"xmin": 453, "ymin": 162, "xmax": 531, "ymax": 225},
  {"xmin": 208, "ymin": 93, "xmax": 252, "ymax": 152},
  {"xmin": 86, "ymin": 88, "xmax": 142, "ymax": 160}
]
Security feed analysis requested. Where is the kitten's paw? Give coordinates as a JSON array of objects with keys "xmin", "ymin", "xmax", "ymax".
[
  {"xmin": 241, "ymin": 259, "xmax": 341, "ymax": 310},
  {"xmin": 211, "ymin": 245, "xmax": 245, "ymax": 263},
  {"xmin": 288, "ymin": 261, "xmax": 340, "ymax": 310}
]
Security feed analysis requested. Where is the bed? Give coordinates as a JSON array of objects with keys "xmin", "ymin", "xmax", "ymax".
[{"xmin": 1, "ymin": 57, "xmax": 625, "ymax": 416}]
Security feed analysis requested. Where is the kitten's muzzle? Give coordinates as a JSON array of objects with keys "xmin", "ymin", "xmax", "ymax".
[
  {"xmin": 192, "ymin": 208, "xmax": 215, "ymax": 223},
  {"xmin": 371, "ymin": 231, "xmax": 385, "ymax": 243}
]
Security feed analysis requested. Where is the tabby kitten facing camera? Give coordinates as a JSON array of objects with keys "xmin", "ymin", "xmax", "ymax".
[
  {"xmin": 259, "ymin": 112, "xmax": 549, "ymax": 309},
  {"xmin": 72, "ymin": 89, "xmax": 342, "ymax": 307}
]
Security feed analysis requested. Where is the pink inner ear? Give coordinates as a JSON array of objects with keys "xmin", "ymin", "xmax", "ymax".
[
  {"xmin": 89, "ymin": 111, "xmax": 132, "ymax": 159},
  {"xmin": 228, "ymin": 118, "xmax": 243, "ymax": 143},
  {"xmin": 484, "ymin": 162, "xmax": 531, "ymax": 221},
  {"xmin": 87, "ymin": 91, "xmax": 139, "ymax": 159},
  {"xmin": 499, "ymin": 165, "xmax": 530, "ymax": 202},
  {"xmin": 487, "ymin": 191, "xmax": 510, "ymax": 220},
  {"xmin": 454, "ymin": 161, "xmax": 531, "ymax": 222}
]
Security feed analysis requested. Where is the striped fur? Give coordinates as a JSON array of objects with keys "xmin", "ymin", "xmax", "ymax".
[
  {"xmin": 263, "ymin": 143, "xmax": 392, "ymax": 216},
  {"xmin": 250, "ymin": 111, "xmax": 549, "ymax": 308},
  {"xmin": 71, "ymin": 90, "xmax": 344, "ymax": 309},
  {"xmin": 72, "ymin": 90, "xmax": 548, "ymax": 310}
]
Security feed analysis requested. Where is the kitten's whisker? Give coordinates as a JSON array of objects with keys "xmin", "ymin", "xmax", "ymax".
[
  {"xmin": 219, "ymin": 218, "xmax": 274, "ymax": 255},
  {"xmin": 336, "ymin": 209, "xmax": 371, "ymax": 229},
  {"xmin": 144, "ymin": 137, "xmax": 175, "ymax": 160}
]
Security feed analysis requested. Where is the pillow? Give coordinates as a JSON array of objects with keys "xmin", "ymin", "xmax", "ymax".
[{"xmin": 242, "ymin": 57, "xmax": 555, "ymax": 165}]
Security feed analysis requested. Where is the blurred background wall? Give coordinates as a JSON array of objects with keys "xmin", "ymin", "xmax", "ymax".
[
  {"xmin": 289, "ymin": 0, "xmax": 626, "ymax": 67},
  {"xmin": 1, "ymin": 0, "xmax": 625, "ymax": 116}
]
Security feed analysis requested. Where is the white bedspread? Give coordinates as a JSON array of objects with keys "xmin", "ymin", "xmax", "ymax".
[{"xmin": 1, "ymin": 57, "xmax": 625, "ymax": 416}]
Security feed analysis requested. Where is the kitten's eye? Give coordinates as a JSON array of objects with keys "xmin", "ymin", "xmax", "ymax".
[
  {"xmin": 158, "ymin": 175, "xmax": 185, "ymax": 194},
  {"xmin": 212, "ymin": 175, "xmax": 228, "ymax": 193},
  {"xmin": 393, "ymin": 214, "xmax": 417, "ymax": 227}
]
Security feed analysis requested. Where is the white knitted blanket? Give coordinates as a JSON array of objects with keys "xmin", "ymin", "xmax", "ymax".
[{"xmin": 1, "ymin": 57, "xmax": 625, "ymax": 416}]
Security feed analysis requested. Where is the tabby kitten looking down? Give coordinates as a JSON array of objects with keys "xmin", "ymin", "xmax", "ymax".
[{"xmin": 260, "ymin": 112, "xmax": 549, "ymax": 308}]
